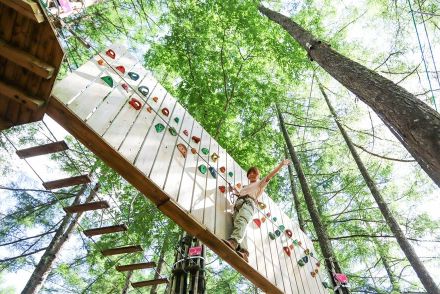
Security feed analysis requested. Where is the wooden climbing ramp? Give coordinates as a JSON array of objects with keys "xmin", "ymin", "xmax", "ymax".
[
  {"xmin": 0, "ymin": 0, "xmax": 64, "ymax": 131},
  {"xmin": 46, "ymin": 45, "xmax": 327, "ymax": 294}
]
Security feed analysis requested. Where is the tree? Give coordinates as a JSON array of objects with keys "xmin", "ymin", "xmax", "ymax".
[
  {"xmin": 258, "ymin": 5, "xmax": 440, "ymax": 188},
  {"xmin": 319, "ymin": 83, "xmax": 439, "ymax": 294}
]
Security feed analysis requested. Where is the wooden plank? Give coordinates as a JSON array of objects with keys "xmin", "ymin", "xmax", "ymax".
[
  {"xmin": 0, "ymin": 38, "xmax": 55, "ymax": 79},
  {"xmin": 43, "ymin": 174, "xmax": 91, "ymax": 190},
  {"xmin": 116, "ymin": 262, "xmax": 156, "ymax": 272},
  {"xmin": 131, "ymin": 278, "xmax": 168, "ymax": 288},
  {"xmin": 16, "ymin": 140, "xmax": 68, "ymax": 158},
  {"xmin": 0, "ymin": 0, "xmax": 45, "ymax": 23},
  {"xmin": 0, "ymin": 80, "xmax": 44, "ymax": 111},
  {"xmin": 101, "ymin": 245, "xmax": 143, "ymax": 256},
  {"xmin": 0, "ymin": 117, "xmax": 13, "ymax": 130},
  {"xmin": 47, "ymin": 97, "xmax": 284, "ymax": 294},
  {"xmin": 63, "ymin": 200, "xmax": 109, "ymax": 213},
  {"xmin": 83, "ymin": 224, "xmax": 128, "ymax": 237}
]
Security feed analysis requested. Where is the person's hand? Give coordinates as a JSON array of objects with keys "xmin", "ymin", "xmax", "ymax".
[{"xmin": 281, "ymin": 159, "xmax": 291, "ymax": 166}]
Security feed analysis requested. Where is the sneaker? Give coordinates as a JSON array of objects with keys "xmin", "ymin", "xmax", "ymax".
[
  {"xmin": 222, "ymin": 239, "xmax": 238, "ymax": 250},
  {"xmin": 237, "ymin": 248, "xmax": 249, "ymax": 263}
]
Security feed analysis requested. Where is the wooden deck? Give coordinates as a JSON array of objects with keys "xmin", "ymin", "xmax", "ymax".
[{"xmin": 0, "ymin": 0, "xmax": 64, "ymax": 131}]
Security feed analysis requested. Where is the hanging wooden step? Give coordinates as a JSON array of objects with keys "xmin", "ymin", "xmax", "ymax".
[
  {"xmin": 101, "ymin": 245, "xmax": 143, "ymax": 256},
  {"xmin": 43, "ymin": 174, "xmax": 91, "ymax": 190},
  {"xmin": 83, "ymin": 224, "xmax": 128, "ymax": 237},
  {"xmin": 16, "ymin": 141, "xmax": 68, "ymax": 159},
  {"xmin": 63, "ymin": 201, "xmax": 109, "ymax": 214},
  {"xmin": 116, "ymin": 262, "xmax": 156, "ymax": 272},
  {"xmin": 131, "ymin": 278, "xmax": 168, "ymax": 288}
]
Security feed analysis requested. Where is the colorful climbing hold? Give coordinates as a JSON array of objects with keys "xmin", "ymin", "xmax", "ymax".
[
  {"xmin": 311, "ymin": 271, "xmax": 317, "ymax": 278},
  {"xmin": 155, "ymin": 123, "xmax": 165, "ymax": 133},
  {"xmin": 208, "ymin": 166, "xmax": 217, "ymax": 178},
  {"xmin": 285, "ymin": 229, "xmax": 293, "ymax": 238},
  {"xmin": 304, "ymin": 249, "xmax": 310, "ymax": 256},
  {"xmin": 191, "ymin": 148, "xmax": 197, "ymax": 154},
  {"xmin": 198, "ymin": 165, "xmax": 207, "ymax": 174},
  {"xmin": 98, "ymin": 59, "xmax": 104, "ymax": 65},
  {"xmin": 266, "ymin": 212, "xmax": 271, "ymax": 217},
  {"xmin": 177, "ymin": 143, "xmax": 187, "ymax": 158},
  {"xmin": 211, "ymin": 153, "xmax": 219, "ymax": 162},
  {"xmin": 283, "ymin": 246, "xmax": 291, "ymax": 256},
  {"xmin": 272, "ymin": 217, "xmax": 277, "ymax": 222},
  {"xmin": 322, "ymin": 282, "xmax": 330, "ymax": 289},
  {"xmin": 236, "ymin": 183, "xmax": 242, "ymax": 189},
  {"xmin": 146, "ymin": 106, "xmax": 152, "ymax": 113},
  {"xmin": 219, "ymin": 166, "xmax": 226, "ymax": 173},
  {"xmin": 183, "ymin": 130, "xmax": 189, "ymax": 136},
  {"xmin": 253, "ymin": 219, "xmax": 262, "ymax": 228},
  {"xmin": 279, "ymin": 225, "xmax": 285, "ymax": 231},
  {"xmin": 138, "ymin": 86, "xmax": 149, "ymax": 96},
  {"xmin": 169, "ymin": 127, "xmax": 177, "ymax": 136},
  {"xmin": 101, "ymin": 76, "xmax": 114, "ymax": 87},
  {"xmin": 228, "ymin": 172, "xmax": 233, "ymax": 177},
  {"xmin": 261, "ymin": 216, "xmax": 266, "ymax": 223},
  {"xmin": 275, "ymin": 230, "xmax": 281, "ymax": 237},
  {"xmin": 316, "ymin": 262, "xmax": 321, "ymax": 267},
  {"xmin": 153, "ymin": 96, "xmax": 159, "ymax": 103},
  {"xmin": 192, "ymin": 136, "xmax": 201, "ymax": 144},
  {"xmin": 268, "ymin": 232, "xmax": 276, "ymax": 240},
  {"xmin": 116, "ymin": 65, "xmax": 125, "ymax": 74},
  {"xmin": 174, "ymin": 117, "xmax": 180, "ymax": 124},
  {"xmin": 161, "ymin": 108, "xmax": 170, "ymax": 117},
  {"xmin": 106, "ymin": 49, "xmax": 116, "ymax": 59},
  {"xmin": 289, "ymin": 244, "xmax": 294, "ymax": 250},
  {"xmin": 219, "ymin": 186, "xmax": 226, "ymax": 193},
  {"xmin": 258, "ymin": 202, "xmax": 266, "ymax": 210},
  {"xmin": 129, "ymin": 98, "xmax": 142, "ymax": 110},
  {"xmin": 128, "ymin": 72, "xmax": 139, "ymax": 81},
  {"xmin": 121, "ymin": 83, "xmax": 129, "ymax": 92},
  {"xmin": 201, "ymin": 148, "xmax": 209, "ymax": 155}
]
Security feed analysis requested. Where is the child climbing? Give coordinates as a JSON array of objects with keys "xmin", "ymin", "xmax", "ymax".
[{"xmin": 222, "ymin": 159, "xmax": 292, "ymax": 262}]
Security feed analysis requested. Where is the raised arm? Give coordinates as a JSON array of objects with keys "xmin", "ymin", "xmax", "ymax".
[{"xmin": 263, "ymin": 159, "xmax": 291, "ymax": 183}]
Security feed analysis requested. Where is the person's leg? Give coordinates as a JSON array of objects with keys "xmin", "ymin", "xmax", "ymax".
[{"xmin": 230, "ymin": 200, "xmax": 255, "ymax": 249}]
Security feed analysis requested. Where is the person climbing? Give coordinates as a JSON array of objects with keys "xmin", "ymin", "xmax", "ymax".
[{"xmin": 222, "ymin": 159, "xmax": 292, "ymax": 262}]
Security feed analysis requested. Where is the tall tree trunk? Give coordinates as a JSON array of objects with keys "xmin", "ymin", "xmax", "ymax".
[
  {"xmin": 376, "ymin": 243, "xmax": 400, "ymax": 294},
  {"xmin": 284, "ymin": 146, "xmax": 306, "ymax": 231},
  {"xmin": 121, "ymin": 270, "xmax": 133, "ymax": 294},
  {"xmin": 276, "ymin": 104, "xmax": 349, "ymax": 293},
  {"xmin": 319, "ymin": 84, "xmax": 439, "ymax": 294},
  {"xmin": 21, "ymin": 184, "xmax": 100, "ymax": 294},
  {"xmin": 150, "ymin": 242, "xmax": 167, "ymax": 294},
  {"xmin": 259, "ymin": 5, "xmax": 440, "ymax": 188}
]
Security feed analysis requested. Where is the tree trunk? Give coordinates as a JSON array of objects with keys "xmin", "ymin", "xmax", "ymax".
[
  {"xmin": 21, "ymin": 184, "xmax": 100, "ymax": 294},
  {"xmin": 276, "ymin": 104, "xmax": 349, "ymax": 293},
  {"xmin": 150, "ymin": 242, "xmax": 167, "ymax": 294},
  {"xmin": 319, "ymin": 84, "xmax": 439, "ymax": 294},
  {"xmin": 121, "ymin": 270, "xmax": 133, "ymax": 294},
  {"xmin": 284, "ymin": 146, "xmax": 306, "ymax": 231},
  {"xmin": 377, "ymin": 244, "xmax": 400, "ymax": 293},
  {"xmin": 259, "ymin": 5, "xmax": 440, "ymax": 188}
]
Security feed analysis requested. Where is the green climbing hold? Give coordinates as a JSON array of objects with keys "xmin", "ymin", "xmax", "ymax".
[
  {"xmin": 275, "ymin": 230, "xmax": 281, "ymax": 237},
  {"xmin": 293, "ymin": 239, "xmax": 299, "ymax": 245},
  {"xmin": 298, "ymin": 259, "xmax": 305, "ymax": 267},
  {"xmin": 322, "ymin": 282, "xmax": 330, "ymax": 289},
  {"xmin": 201, "ymin": 148, "xmax": 209, "ymax": 155},
  {"xmin": 174, "ymin": 117, "xmax": 180, "ymax": 124},
  {"xmin": 208, "ymin": 167, "xmax": 217, "ymax": 178},
  {"xmin": 272, "ymin": 217, "xmax": 277, "ymax": 222},
  {"xmin": 169, "ymin": 127, "xmax": 177, "ymax": 136},
  {"xmin": 228, "ymin": 172, "xmax": 233, "ymax": 177},
  {"xmin": 268, "ymin": 232, "xmax": 276, "ymax": 240},
  {"xmin": 128, "ymin": 72, "xmax": 139, "ymax": 81},
  {"xmin": 279, "ymin": 225, "xmax": 285, "ymax": 231},
  {"xmin": 155, "ymin": 123, "xmax": 165, "ymax": 133},
  {"xmin": 198, "ymin": 164, "xmax": 207, "ymax": 174},
  {"xmin": 101, "ymin": 76, "xmax": 113, "ymax": 87}
]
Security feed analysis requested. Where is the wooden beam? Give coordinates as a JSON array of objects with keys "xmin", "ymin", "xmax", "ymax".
[
  {"xmin": 131, "ymin": 278, "xmax": 168, "ymax": 288},
  {"xmin": 0, "ymin": 0, "xmax": 45, "ymax": 23},
  {"xmin": 0, "ymin": 39, "xmax": 55, "ymax": 79},
  {"xmin": 63, "ymin": 201, "xmax": 109, "ymax": 213},
  {"xmin": 0, "ymin": 80, "xmax": 44, "ymax": 111},
  {"xmin": 0, "ymin": 118, "xmax": 13, "ymax": 131},
  {"xmin": 43, "ymin": 174, "xmax": 91, "ymax": 190},
  {"xmin": 116, "ymin": 262, "xmax": 156, "ymax": 272},
  {"xmin": 16, "ymin": 141, "xmax": 68, "ymax": 159},
  {"xmin": 83, "ymin": 224, "xmax": 128, "ymax": 237},
  {"xmin": 101, "ymin": 245, "xmax": 143, "ymax": 257}
]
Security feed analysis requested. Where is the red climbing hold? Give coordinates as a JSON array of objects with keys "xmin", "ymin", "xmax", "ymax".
[
  {"xmin": 129, "ymin": 98, "xmax": 142, "ymax": 110},
  {"xmin": 253, "ymin": 219, "xmax": 262, "ymax": 228},
  {"xmin": 161, "ymin": 108, "xmax": 169, "ymax": 116},
  {"xmin": 289, "ymin": 244, "xmax": 294, "ymax": 250},
  {"xmin": 183, "ymin": 130, "xmax": 189, "ymax": 136},
  {"xmin": 106, "ymin": 49, "xmax": 116, "ymax": 59},
  {"xmin": 219, "ymin": 186, "xmax": 226, "ymax": 193},
  {"xmin": 219, "ymin": 166, "xmax": 226, "ymax": 173},
  {"xmin": 283, "ymin": 246, "xmax": 291, "ymax": 256},
  {"xmin": 116, "ymin": 66, "xmax": 125, "ymax": 74},
  {"xmin": 266, "ymin": 212, "xmax": 271, "ymax": 217},
  {"xmin": 285, "ymin": 229, "xmax": 293, "ymax": 238},
  {"xmin": 192, "ymin": 136, "xmax": 201, "ymax": 144},
  {"xmin": 122, "ymin": 83, "xmax": 129, "ymax": 92}
]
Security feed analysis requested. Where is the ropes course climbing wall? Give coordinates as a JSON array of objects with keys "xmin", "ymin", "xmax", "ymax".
[{"xmin": 48, "ymin": 44, "xmax": 328, "ymax": 294}]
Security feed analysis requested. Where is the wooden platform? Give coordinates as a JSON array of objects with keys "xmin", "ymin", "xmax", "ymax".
[
  {"xmin": 116, "ymin": 262, "xmax": 156, "ymax": 272},
  {"xmin": 0, "ymin": 0, "xmax": 64, "ymax": 131},
  {"xmin": 131, "ymin": 278, "xmax": 168, "ymax": 288},
  {"xmin": 63, "ymin": 200, "xmax": 109, "ymax": 213},
  {"xmin": 83, "ymin": 224, "xmax": 127, "ymax": 237},
  {"xmin": 101, "ymin": 245, "xmax": 143, "ymax": 257},
  {"xmin": 16, "ymin": 140, "xmax": 68, "ymax": 158},
  {"xmin": 43, "ymin": 174, "xmax": 91, "ymax": 190}
]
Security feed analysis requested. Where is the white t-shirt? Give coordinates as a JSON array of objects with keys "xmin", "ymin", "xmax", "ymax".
[{"xmin": 238, "ymin": 176, "xmax": 269, "ymax": 201}]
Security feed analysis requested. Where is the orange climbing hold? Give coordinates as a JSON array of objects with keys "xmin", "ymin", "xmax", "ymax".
[
  {"xmin": 177, "ymin": 144, "xmax": 187, "ymax": 158},
  {"xmin": 191, "ymin": 148, "xmax": 197, "ymax": 154},
  {"xmin": 153, "ymin": 96, "xmax": 158, "ymax": 102},
  {"xmin": 219, "ymin": 166, "xmax": 226, "ymax": 173},
  {"xmin": 98, "ymin": 59, "xmax": 104, "ymax": 65}
]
